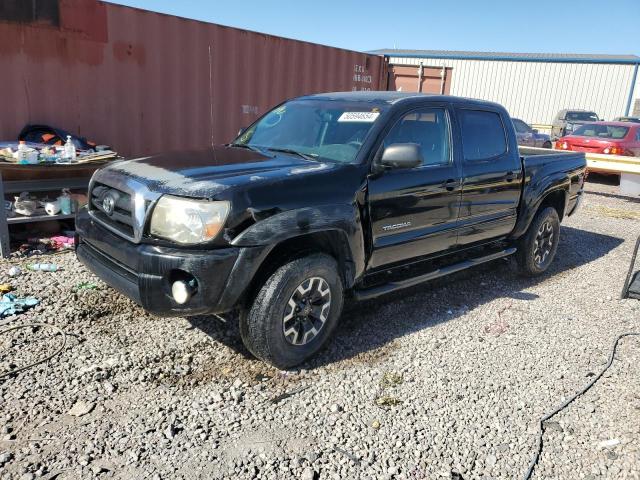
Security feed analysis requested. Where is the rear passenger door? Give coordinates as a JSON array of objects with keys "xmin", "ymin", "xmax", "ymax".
[{"xmin": 454, "ymin": 108, "xmax": 523, "ymax": 246}]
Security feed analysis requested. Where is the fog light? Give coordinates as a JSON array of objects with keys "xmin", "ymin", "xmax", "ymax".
[{"xmin": 172, "ymin": 280, "xmax": 193, "ymax": 305}]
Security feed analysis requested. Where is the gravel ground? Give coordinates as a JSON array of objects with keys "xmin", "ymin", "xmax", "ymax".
[{"xmin": 1, "ymin": 178, "xmax": 639, "ymax": 480}]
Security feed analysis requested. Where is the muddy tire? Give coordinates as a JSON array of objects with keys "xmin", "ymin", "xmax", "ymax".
[
  {"xmin": 516, "ymin": 207, "xmax": 560, "ymax": 276},
  {"xmin": 239, "ymin": 254, "xmax": 343, "ymax": 369}
]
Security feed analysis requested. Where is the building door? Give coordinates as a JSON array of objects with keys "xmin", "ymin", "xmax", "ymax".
[{"xmin": 388, "ymin": 64, "xmax": 453, "ymax": 94}]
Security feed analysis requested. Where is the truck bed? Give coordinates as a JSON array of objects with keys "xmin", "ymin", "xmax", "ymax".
[{"xmin": 519, "ymin": 146, "xmax": 586, "ymax": 173}]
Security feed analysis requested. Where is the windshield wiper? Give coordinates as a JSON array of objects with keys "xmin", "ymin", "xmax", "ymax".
[
  {"xmin": 265, "ymin": 147, "xmax": 316, "ymax": 161},
  {"xmin": 227, "ymin": 143, "xmax": 265, "ymax": 153}
]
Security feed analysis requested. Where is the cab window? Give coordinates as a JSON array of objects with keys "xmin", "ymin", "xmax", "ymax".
[{"xmin": 383, "ymin": 108, "xmax": 451, "ymax": 166}]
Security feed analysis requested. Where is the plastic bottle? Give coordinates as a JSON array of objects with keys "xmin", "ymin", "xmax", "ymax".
[
  {"xmin": 27, "ymin": 263, "xmax": 59, "ymax": 272},
  {"xmin": 59, "ymin": 189, "xmax": 72, "ymax": 215},
  {"xmin": 64, "ymin": 135, "xmax": 76, "ymax": 161},
  {"xmin": 17, "ymin": 141, "xmax": 28, "ymax": 164}
]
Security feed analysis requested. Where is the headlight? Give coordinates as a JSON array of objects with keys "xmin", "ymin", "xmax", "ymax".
[{"xmin": 150, "ymin": 195, "xmax": 229, "ymax": 244}]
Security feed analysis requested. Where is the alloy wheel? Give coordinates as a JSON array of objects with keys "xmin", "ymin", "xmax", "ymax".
[
  {"xmin": 533, "ymin": 220, "xmax": 554, "ymax": 266},
  {"xmin": 282, "ymin": 277, "xmax": 331, "ymax": 346}
]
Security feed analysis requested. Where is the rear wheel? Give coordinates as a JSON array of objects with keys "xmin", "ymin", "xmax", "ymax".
[
  {"xmin": 516, "ymin": 207, "xmax": 560, "ymax": 276},
  {"xmin": 543, "ymin": 141, "xmax": 552, "ymax": 149},
  {"xmin": 240, "ymin": 253, "xmax": 343, "ymax": 368}
]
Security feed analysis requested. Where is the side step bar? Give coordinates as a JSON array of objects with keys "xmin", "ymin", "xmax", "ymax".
[{"xmin": 354, "ymin": 247, "xmax": 517, "ymax": 302}]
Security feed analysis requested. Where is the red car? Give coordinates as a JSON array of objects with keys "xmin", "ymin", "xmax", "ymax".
[{"xmin": 555, "ymin": 121, "xmax": 640, "ymax": 156}]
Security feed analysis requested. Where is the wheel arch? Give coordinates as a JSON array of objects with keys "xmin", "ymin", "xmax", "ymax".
[
  {"xmin": 240, "ymin": 230, "xmax": 355, "ymax": 309},
  {"xmin": 510, "ymin": 186, "xmax": 568, "ymax": 240}
]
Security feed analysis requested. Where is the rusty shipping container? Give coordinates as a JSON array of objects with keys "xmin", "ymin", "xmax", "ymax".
[{"xmin": 0, "ymin": 0, "xmax": 387, "ymax": 157}]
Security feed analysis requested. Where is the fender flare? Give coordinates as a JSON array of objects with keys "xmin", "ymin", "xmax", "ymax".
[
  {"xmin": 217, "ymin": 204, "xmax": 366, "ymax": 310},
  {"xmin": 510, "ymin": 173, "xmax": 569, "ymax": 239}
]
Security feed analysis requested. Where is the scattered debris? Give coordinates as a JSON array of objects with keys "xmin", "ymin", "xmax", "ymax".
[
  {"xmin": 380, "ymin": 371, "xmax": 403, "ymax": 388},
  {"xmin": 375, "ymin": 395, "xmax": 403, "ymax": 407},
  {"xmin": 49, "ymin": 235, "xmax": 75, "ymax": 250},
  {"xmin": 270, "ymin": 385, "xmax": 309, "ymax": 404},
  {"xmin": 0, "ymin": 284, "xmax": 12, "ymax": 294},
  {"xmin": 16, "ymin": 236, "xmax": 75, "ymax": 257},
  {"xmin": 67, "ymin": 401, "xmax": 95, "ymax": 417},
  {"xmin": 0, "ymin": 323, "xmax": 67, "ymax": 380},
  {"xmin": 598, "ymin": 438, "xmax": 620, "ymax": 449},
  {"xmin": 27, "ymin": 263, "xmax": 60, "ymax": 272},
  {"xmin": 74, "ymin": 281, "xmax": 99, "ymax": 291},
  {"xmin": 8, "ymin": 266, "xmax": 21, "ymax": 277},
  {"xmin": 484, "ymin": 303, "xmax": 514, "ymax": 336},
  {"xmin": 0, "ymin": 293, "xmax": 39, "ymax": 317},
  {"xmin": 332, "ymin": 446, "xmax": 360, "ymax": 464},
  {"xmin": 371, "ymin": 419, "xmax": 381, "ymax": 430}
]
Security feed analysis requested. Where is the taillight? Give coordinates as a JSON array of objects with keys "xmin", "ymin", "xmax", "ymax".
[
  {"xmin": 556, "ymin": 141, "xmax": 569, "ymax": 150},
  {"xmin": 603, "ymin": 146, "xmax": 632, "ymax": 156}
]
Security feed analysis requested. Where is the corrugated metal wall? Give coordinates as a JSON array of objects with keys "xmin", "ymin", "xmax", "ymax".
[
  {"xmin": 0, "ymin": 0, "xmax": 386, "ymax": 157},
  {"xmin": 389, "ymin": 56, "xmax": 638, "ymax": 124}
]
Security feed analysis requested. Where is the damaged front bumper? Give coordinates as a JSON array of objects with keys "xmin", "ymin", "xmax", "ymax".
[{"xmin": 75, "ymin": 209, "xmax": 264, "ymax": 316}]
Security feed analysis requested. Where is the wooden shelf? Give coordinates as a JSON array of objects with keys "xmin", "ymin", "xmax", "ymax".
[
  {"xmin": 7, "ymin": 213, "xmax": 75, "ymax": 224},
  {"xmin": 0, "ymin": 171, "xmax": 90, "ymax": 257}
]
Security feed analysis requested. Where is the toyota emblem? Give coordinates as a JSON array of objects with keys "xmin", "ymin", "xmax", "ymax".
[{"xmin": 102, "ymin": 193, "xmax": 116, "ymax": 216}]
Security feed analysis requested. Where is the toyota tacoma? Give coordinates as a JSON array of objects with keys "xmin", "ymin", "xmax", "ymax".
[{"xmin": 76, "ymin": 92, "xmax": 587, "ymax": 368}]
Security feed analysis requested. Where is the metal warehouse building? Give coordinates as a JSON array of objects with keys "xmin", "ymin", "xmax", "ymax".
[{"xmin": 372, "ymin": 49, "xmax": 640, "ymax": 127}]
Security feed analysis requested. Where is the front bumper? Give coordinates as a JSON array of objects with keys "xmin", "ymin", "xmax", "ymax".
[{"xmin": 75, "ymin": 209, "xmax": 261, "ymax": 316}]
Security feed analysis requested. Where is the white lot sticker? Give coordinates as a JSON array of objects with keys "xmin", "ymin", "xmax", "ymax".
[{"xmin": 338, "ymin": 111, "xmax": 380, "ymax": 122}]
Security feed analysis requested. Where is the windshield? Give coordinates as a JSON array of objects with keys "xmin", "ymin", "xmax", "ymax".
[
  {"xmin": 232, "ymin": 99, "xmax": 388, "ymax": 163},
  {"xmin": 572, "ymin": 124, "xmax": 629, "ymax": 139},
  {"xmin": 566, "ymin": 111, "xmax": 598, "ymax": 122}
]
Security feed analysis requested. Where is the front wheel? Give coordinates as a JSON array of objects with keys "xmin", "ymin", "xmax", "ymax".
[
  {"xmin": 516, "ymin": 207, "xmax": 560, "ymax": 276},
  {"xmin": 240, "ymin": 253, "xmax": 343, "ymax": 369},
  {"xmin": 542, "ymin": 141, "xmax": 552, "ymax": 149}
]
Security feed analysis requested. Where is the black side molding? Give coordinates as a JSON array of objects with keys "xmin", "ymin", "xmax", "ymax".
[{"xmin": 354, "ymin": 247, "xmax": 517, "ymax": 301}]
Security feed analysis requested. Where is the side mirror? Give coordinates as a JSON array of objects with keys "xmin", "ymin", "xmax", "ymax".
[
  {"xmin": 532, "ymin": 129, "xmax": 539, "ymax": 134},
  {"xmin": 379, "ymin": 143, "xmax": 423, "ymax": 170}
]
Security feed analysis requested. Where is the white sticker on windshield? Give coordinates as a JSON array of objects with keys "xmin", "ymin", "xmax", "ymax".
[{"xmin": 338, "ymin": 111, "xmax": 380, "ymax": 122}]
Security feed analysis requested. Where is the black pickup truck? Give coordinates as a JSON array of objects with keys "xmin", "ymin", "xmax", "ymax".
[{"xmin": 76, "ymin": 92, "xmax": 586, "ymax": 367}]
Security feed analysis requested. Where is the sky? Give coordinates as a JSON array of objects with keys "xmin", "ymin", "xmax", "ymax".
[{"xmin": 108, "ymin": 0, "xmax": 640, "ymax": 56}]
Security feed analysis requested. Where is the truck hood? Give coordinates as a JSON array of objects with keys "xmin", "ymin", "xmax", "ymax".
[{"xmin": 104, "ymin": 146, "xmax": 337, "ymax": 198}]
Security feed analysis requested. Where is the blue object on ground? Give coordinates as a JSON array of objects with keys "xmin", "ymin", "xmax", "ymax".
[{"xmin": 0, "ymin": 293, "xmax": 39, "ymax": 317}]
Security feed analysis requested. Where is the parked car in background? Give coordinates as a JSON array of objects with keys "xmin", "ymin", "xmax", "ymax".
[
  {"xmin": 614, "ymin": 116, "xmax": 640, "ymax": 123},
  {"xmin": 512, "ymin": 118, "xmax": 552, "ymax": 148},
  {"xmin": 556, "ymin": 121, "xmax": 640, "ymax": 156},
  {"xmin": 551, "ymin": 109, "xmax": 600, "ymax": 139}
]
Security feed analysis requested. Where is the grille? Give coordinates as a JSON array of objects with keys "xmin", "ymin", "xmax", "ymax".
[{"xmin": 90, "ymin": 182, "xmax": 135, "ymax": 237}]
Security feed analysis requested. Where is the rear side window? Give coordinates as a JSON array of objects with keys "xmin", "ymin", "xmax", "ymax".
[{"xmin": 458, "ymin": 110, "xmax": 507, "ymax": 161}]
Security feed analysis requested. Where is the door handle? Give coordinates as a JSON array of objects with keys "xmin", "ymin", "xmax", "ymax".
[
  {"xmin": 505, "ymin": 171, "xmax": 516, "ymax": 182},
  {"xmin": 444, "ymin": 179, "xmax": 457, "ymax": 191}
]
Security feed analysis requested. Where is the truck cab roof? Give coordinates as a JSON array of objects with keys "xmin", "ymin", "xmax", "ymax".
[{"xmin": 297, "ymin": 91, "xmax": 506, "ymax": 109}]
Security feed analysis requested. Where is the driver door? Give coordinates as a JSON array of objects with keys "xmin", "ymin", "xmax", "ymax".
[{"xmin": 367, "ymin": 105, "xmax": 462, "ymax": 269}]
